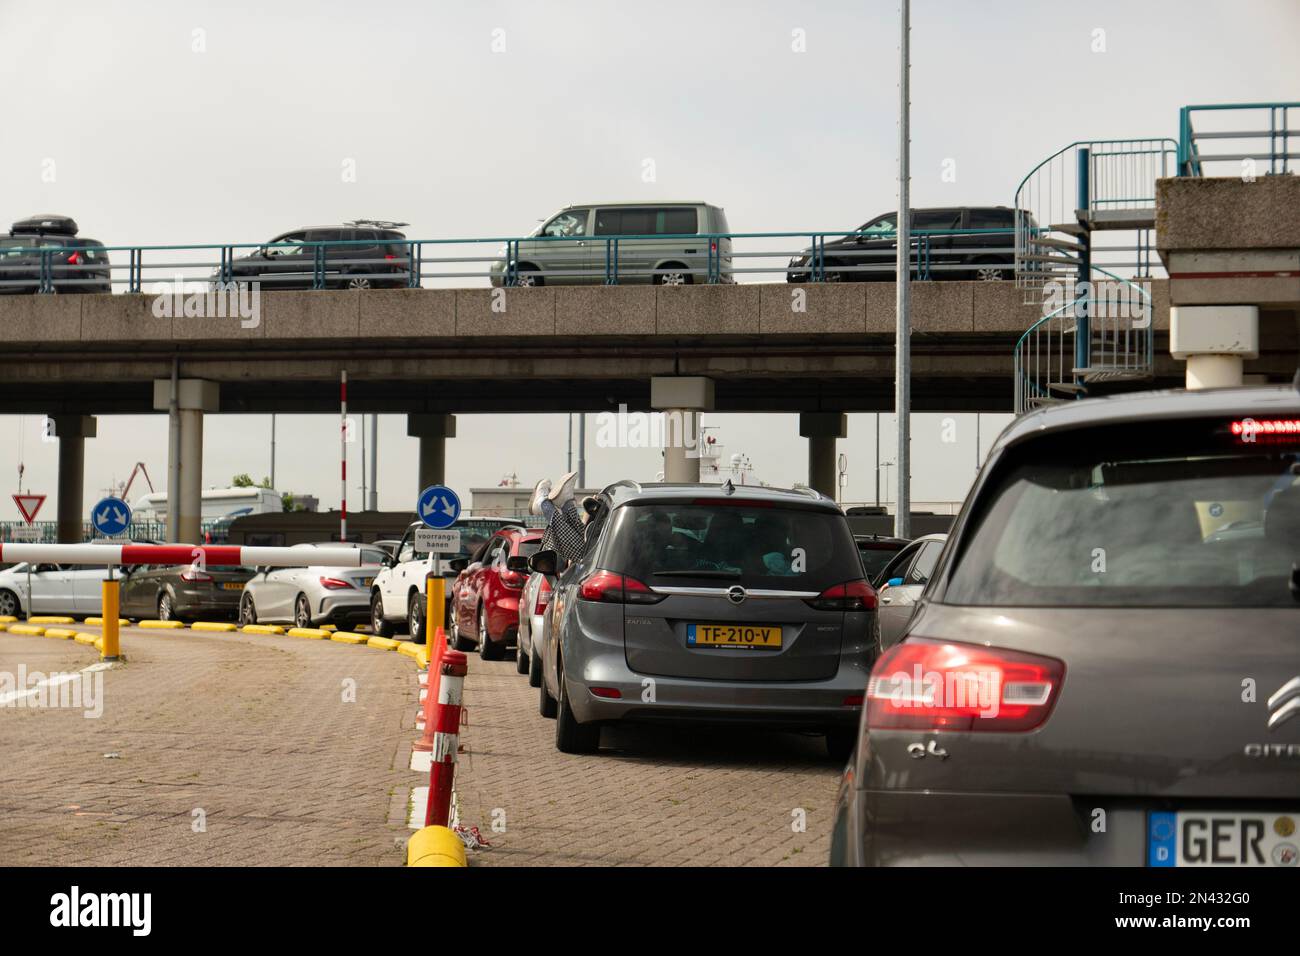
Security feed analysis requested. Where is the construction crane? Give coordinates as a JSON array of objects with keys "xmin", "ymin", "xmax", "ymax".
[{"xmin": 105, "ymin": 462, "xmax": 155, "ymax": 502}]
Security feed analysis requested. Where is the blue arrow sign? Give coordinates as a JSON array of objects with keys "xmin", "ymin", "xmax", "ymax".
[
  {"xmin": 417, "ymin": 485, "xmax": 461, "ymax": 530},
  {"xmin": 91, "ymin": 496, "xmax": 132, "ymax": 537}
]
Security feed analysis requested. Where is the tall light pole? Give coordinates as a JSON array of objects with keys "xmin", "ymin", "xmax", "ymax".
[{"xmin": 894, "ymin": 0, "xmax": 912, "ymax": 540}]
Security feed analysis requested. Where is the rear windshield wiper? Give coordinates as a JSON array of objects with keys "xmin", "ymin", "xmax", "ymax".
[{"xmin": 651, "ymin": 569, "xmax": 741, "ymax": 579}]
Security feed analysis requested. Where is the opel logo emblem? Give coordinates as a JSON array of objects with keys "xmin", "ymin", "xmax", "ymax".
[{"xmin": 727, "ymin": 585, "xmax": 747, "ymax": 605}]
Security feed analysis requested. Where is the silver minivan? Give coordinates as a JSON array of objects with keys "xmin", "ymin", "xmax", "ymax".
[{"xmin": 490, "ymin": 202, "xmax": 732, "ymax": 286}]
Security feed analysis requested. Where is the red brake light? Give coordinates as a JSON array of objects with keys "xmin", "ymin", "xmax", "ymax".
[
  {"xmin": 536, "ymin": 577, "xmax": 552, "ymax": 610},
  {"xmin": 384, "ymin": 254, "xmax": 398, "ymax": 260},
  {"xmin": 866, "ymin": 639, "xmax": 1064, "ymax": 732},
  {"xmin": 319, "ymin": 576, "xmax": 353, "ymax": 590},
  {"xmin": 590, "ymin": 686, "xmax": 622, "ymax": 699},
  {"xmin": 578, "ymin": 570, "xmax": 664, "ymax": 604},
  {"xmin": 805, "ymin": 579, "xmax": 877, "ymax": 611},
  {"xmin": 67, "ymin": 251, "xmax": 80, "ymax": 264}
]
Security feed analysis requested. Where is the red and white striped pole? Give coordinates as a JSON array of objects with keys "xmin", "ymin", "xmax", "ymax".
[
  {"xmin": 340, "ymin": 369, "xmax": 348, "ymax": 542},
  {"xmin": 425, "ymin": 649, "xmax": 467, "ymax": 828},
  {"xmin": 0, "ymin": 543, "xmax": 363, "ymax": 567}
]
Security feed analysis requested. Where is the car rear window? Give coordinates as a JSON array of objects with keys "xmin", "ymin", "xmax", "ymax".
[
  {"xmin": 857, "ymin": 542, "xmax": 905, "ymax": 580},
  {"xmin": 943, "ymin": 416, "xmax": 1300, "ymax": 608},
  {"xmin": 600, "ymin": 501, "xmax": 861, "ymax": 591}
]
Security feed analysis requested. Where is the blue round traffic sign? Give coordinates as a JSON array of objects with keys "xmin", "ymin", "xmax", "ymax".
[
  {"xmin": 417, "ymin": 485, "xmax": 461, "ymax": 529},
  {"xmin": 91, "ymin": 496, "xmax": 132, "ymax": 537}
]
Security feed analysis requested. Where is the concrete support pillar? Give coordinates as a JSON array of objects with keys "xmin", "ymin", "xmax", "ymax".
[
  {"xmin": 1170, "ymin": 306, "xmax": 1259, "ymax": 390},
  {"xmin": 799, "ymin": 412, "xmax": 846, "ymax": 499},
  {"xmin": 153, "ymin": 379, "xmax": 220, "ymax": 544},
  {"xmin": 651, "ymin": 377, "xmax": 714, "ymax": 484},
  {"xmin": 408, "ymin": 414, "xmax": 457, "ymax": 493},
  {"xmin": 52, "ymin": 415, "xmax": 96, "ymax": 543}
]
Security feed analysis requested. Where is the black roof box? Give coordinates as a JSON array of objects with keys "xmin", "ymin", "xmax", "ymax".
[{"xmin": 11, "ymin": 214, "xmax": 79, "ymax": 236}]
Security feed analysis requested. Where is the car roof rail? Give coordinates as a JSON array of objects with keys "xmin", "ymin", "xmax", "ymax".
[{"xmin": 344, "ymin": 219, "xmax": 409, "ymax": 230}]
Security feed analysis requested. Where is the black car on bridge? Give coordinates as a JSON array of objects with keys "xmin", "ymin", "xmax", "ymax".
[
  {"xmin": 217, "ymin": 220, "xmax": 411, "ymax": 291},
  {"xmin": 0, "ymin": 214, "xmax": 112, "ymax": 294},
  {"xmin": 786, "ymin": 206, "xmax": 1033, "ymax": 283}
]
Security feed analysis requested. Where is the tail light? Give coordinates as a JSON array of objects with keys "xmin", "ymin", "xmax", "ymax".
[
  {"xmin": 536, "ymin": 577, "xmax": 552, "ymax": 611},
  {"xmin": 180, "ymin": 568, "xmax": 211, "ymax": 583},
  {"xmin": 866, "ymin": 639, "xmax": 1064, "ymax": 732},
  {"xmin": 804, "ymin": 579, "xmax": 877, "ymax": 611},
  {"xmin": 709, "ymin": 241, "xmax": 717, "ymax": 253},
  {"xmin": 319, "ymin": 577, "xmax": 354, "ymax": 590},
  {"xmin": 578, "ymin": 570, "xmax": 664, "ymax": 605},
  {"xmin": 66, "ymin": 251, "xmax": 81, "ymax": 265},
  {"xmin": 384, "ymin": 254, "xmax": 398, "ymax": 260}
]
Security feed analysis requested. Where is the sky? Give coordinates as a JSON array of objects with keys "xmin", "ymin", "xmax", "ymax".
[{"xmin": 1, "ymin": 0, "xmax": 1297, "ymax": 520}]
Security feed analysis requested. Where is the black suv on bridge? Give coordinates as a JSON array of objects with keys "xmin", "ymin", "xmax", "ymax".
[
  {"xmin": 0, "ymin": 214, "xmax": 112, "ymax": 294},
  {"xmin": 787, "ymin": 206, "xmax": 1032, "ymax": 283},
  {"xmin": 220, "ymin": 220, "xmax": 411, "ymax": 290}
]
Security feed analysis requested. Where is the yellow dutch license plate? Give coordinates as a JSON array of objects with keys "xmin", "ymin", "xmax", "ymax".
[
  {"xmin": 222, "ymin": 583, "xmax": 244, "ymax": 591},
  {"xmin": 687, "ymin": 623, "xmax": 782, "ymax": 649}
]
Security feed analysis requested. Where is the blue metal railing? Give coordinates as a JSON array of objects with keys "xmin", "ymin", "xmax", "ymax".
[
  {"xmin": 1179, "ymin": 102, "xmax": 1300, "ymax": 177},
  {"xmin": 0, "ymin": 227, "xmax": 1027, "ymax": 294}
]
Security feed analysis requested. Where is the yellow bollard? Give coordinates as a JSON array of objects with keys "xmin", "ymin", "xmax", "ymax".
[
  {"xmin": 101, "ymin": 577, "xmax": 121, "ymax": 661},
  {"xmin": 426, "ymin": 573, "xmax": 445, "ymax": 645}
]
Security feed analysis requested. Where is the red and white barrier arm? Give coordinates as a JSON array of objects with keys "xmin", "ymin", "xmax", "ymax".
[{"xmin": 0, "ymin": 543, "xmax": 364, "ymax": 567}]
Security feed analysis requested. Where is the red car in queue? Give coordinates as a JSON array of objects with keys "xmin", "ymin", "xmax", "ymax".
[{"xmin": 447, "ymin": 526, "xmax": 544, "ymax": 661}]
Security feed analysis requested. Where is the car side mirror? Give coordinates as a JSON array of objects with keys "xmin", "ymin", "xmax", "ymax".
[
  {"xmin": 505, "ymin": 555, "xmax": 530, "ymax": 573},
  {"xmin": 448, "ymin": 557, "xmax": 469, "ymax": 573},
  {"xmin": 528, "ymin": 549, "xmax": 558, "ymax": 577}
]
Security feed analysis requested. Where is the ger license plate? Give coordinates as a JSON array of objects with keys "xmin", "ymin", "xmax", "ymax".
[
  {"xmin": 222, "ymin": 582, "xmax": 244, "ymax": 591},
  {"xmin": 1149, "ymin": 811, "xmax": 1299, "ymax": 867},
  {"xmin": 686, "ymin": 623, "xmax": 781, "ymax": 649}
]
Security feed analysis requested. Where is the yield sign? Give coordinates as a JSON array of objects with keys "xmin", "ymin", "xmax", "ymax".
[{"xmin": 12, "ymin": 494, "xmax": 47, "ymax": 525}]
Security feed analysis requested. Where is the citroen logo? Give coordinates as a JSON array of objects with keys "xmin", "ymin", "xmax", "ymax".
[
  {"xmin": 1268, "ymin": 677, "xmax": 1300, "ymax": 731},
  {"xmin": 726, "ymin": 585, "xmax": 747, "ymax": 606}
]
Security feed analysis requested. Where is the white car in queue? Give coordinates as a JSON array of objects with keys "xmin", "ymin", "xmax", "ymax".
[
  {"xmin": 515, "ymin": 568, "xmax": 552, "ymax": 686},
  {"xmin": 238, "ymin": 542, "xmax": 384, "ymax": 630},
  {"xmin": 0, "ymin": 561, "xmax": 108, "ymax": 618}
]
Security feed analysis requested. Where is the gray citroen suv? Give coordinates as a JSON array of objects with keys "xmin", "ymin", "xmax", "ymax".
[
  {"xmin": 535, "ymin": 482, "xmax": 878, "ymax": 759},
  {"xmin": 831, "ymin": 384, "xmax": 1300, "ymax": 867}
]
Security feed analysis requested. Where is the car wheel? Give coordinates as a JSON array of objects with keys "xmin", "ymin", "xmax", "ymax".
[
  {"xmin": 515, "ymin": 638, "xmax": 530, "ymax": 674},
  {"xmin": 478, "ymin": 605, "xmax": 501, "ymax": 661},
  {"xmin": 157, "ymin": 593, "xmax": 175, "ymax": 622},
  {"xmin": 407, "ymin": 592, "xmax": 426, "ymax": 645},
  {"xmin": 294, "ymin": 594, "xmax": 312, "ymax": 629},
  {"xmin": 555, "ymin": 656, "xmax": 600, "ymax": 754},
  {"xmin": 528, "ymin": 645, "xmax": 543, "ymax": 688},
  {"xmin": 974, "ymin": 257, "xmax": 1010, "ymax": 281},
  {"xmin": 539, "ymin": 662, "xmax": 558, "ymax": 719},
  {"xmin": 0, "ymin": 588, "xmax": 21, "ymax": 617},
  {"xmin": 825, "ymin": 728, "xmax": 856, "ymax": 763},
  {"xmin": 238, "ymin": 593, "xmax": 257, "ymax": 625},
  {"xmin": 345, "ymin": 275, "xmax": 372, "ymax": 290},
  {"xmin": 512, "ymin": 266, "xmax": 541, "ymax": 287},
  {"xmin": 450, "ymin": 616, "xmax": 475, "ymax": 651},
  {"xmin": 654, "ymin": 263, "xmax": 691, "ymax": 286},
  {"xmin": 370, "ymin": 592, "xmax": 395, "ymax": 638}
]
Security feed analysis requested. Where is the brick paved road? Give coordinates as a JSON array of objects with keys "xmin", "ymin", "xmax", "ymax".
[
  {"xmin": 0, "ymin": 628, "xmax": 418, "ymax": 866},
  {"xmin": 453, "ymin": 658, "xmax": 842, "ymax": 866}
]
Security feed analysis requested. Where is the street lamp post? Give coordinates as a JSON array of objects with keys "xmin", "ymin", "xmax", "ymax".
[{"xmin": 894, "ymin": 0, "xmax": 912, "ymax": 539}]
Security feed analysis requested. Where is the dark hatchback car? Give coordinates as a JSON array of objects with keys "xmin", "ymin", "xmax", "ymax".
[
  {"xmin": 119, "ymin": 562, "xmax": 255, "ymax": 622},
  {"xmin": 831, "ymin": 384, "xmax": 1300, "ymax": 867},
  {"xmin": 221, "ymin": 220, "xmax": 410, "ymax": 290},
  {"xmin": 0, "ymin": 214, "xmax": 111, "ymax": 294},
  {"xmin": 854, "ymin": 534, "xmax": 910, "ymax": 583},
  {"xmin": 536, "ymin": 483, "xmax": 879, "ymax": 759},
  {"xmin": 787, "ymin": 206, "xmax": 1032, "ymax": 283}
]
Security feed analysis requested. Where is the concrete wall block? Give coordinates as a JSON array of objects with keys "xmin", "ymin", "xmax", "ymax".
[
  {"xmin": 656, "ymin": 284, "xmax": 760, "ymax": 335},
  {"xmin": 262, "ymin": 291, "xmax": 361, "ymax": 340},
  {"xmin": 1158, "ymin": 176, "xmax": 1300, "ymax": 251},
  {"xmin": 456, "ymin": 288, "xmax": 555, "ymax": 336},
  {"xmin": 360, "ymin": 288, "xmax": 455, "ymax": 339},
  {"xmin": 7, "ymin": 294, "xmax": 82, "ymax": 342},
  {"xmin": 81, "ymin": 293, "xmax": 173, "ymax": 342},
  {"xmin": 555, "ymin": 285, "xmax": 656, "ymax": 336},
  {"xmin": 759, "ymin": 283, "xmax": 866, "ymax": 334}
]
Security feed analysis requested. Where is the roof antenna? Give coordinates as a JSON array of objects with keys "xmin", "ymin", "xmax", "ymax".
[{"xmin": 722, "ymin": 479, "xmax": 735, "ymax": 495}]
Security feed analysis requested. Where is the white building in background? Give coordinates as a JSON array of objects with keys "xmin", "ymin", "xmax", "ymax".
[{"xmin": 132, "ymin": 486, "xmax": 284, "ymax": 523}]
